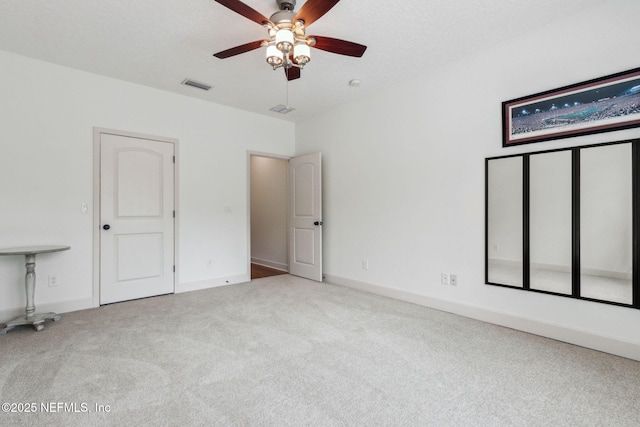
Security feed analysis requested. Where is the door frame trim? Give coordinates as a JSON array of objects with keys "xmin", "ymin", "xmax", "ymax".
[
  {"xmin": 247, "ymin": 151, "xmax": 291, "ymax": 280},
  {"xmin": 93, "ymin": 127, "xmax": 179, "ymax": 307}
]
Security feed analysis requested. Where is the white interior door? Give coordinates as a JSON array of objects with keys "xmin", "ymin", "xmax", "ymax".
[
  {"xmin": 100, "ymin": 133, "xmax": 175, "ymax": 304},
  {"xmin": 289, "ymin": 152, "xmax": 322, "ymax": 281}
]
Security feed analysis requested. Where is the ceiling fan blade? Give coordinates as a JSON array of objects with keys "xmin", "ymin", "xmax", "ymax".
[
  {"xmin": 310, "ymin": 36, "xmax": 367, "ymax": 57},
  {"xmin": 294, "ymin": 0, "xmax": 341, "ymax": 27},
  {"xmin": 214, "ymin": 0, "xmax": 271, "ymax": 26},
  {"xmin": 214, "ymin": 40, "xmax": 265, "ymax": 59},
  {"xmin": 285, "ymin": 67, "xmax": 301, "ymax": 81}
]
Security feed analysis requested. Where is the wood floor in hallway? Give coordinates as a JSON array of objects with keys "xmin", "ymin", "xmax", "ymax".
[{"xmin": 251, "ymin": 263, "xmax": 288, "ymax": 280}]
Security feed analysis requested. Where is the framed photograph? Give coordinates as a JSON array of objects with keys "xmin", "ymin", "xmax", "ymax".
[{"xmin": 503, "ymin": 67, "xmax": 640, "ymax": 147}]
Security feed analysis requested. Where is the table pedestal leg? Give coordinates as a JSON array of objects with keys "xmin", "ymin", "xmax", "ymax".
[
  {"xmin": 0, "ymin": 254, "xmax": 61, "ymax": 335},
  {"xmin": 25, "ymin": 254, "xmax": 36, "ymax": 317}
]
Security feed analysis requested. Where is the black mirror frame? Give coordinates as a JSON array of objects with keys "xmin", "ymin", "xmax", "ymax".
[{"xmin": 485, "ymin": 138, "xmax": 640, "ymax": 309}]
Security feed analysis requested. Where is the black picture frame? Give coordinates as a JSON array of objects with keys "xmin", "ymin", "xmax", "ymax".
[{"xmin": 502, "ymin": 67, "xmax": 640, "ymax": 147}]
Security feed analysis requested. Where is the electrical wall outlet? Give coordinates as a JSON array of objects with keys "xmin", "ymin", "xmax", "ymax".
[
  {"xmin": 48, "ymin": 275, "xmax": 58, "ymax": 287},
  {"xmin": 206, "ymin": 259, "xmax": 213, "ymax": 268},
  {"xmin": 362, "ymin": 259, "xmax": 369, "ymax": 270},
  {"xmin": 441, "ymin": 273, "xmax": 449, "ymax": 285},
  {"xmin": 450, "ymin": 274, "xmax": 458, "ymax": 286}
]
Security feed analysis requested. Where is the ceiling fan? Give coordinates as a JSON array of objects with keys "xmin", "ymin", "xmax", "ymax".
[{"xmin": 212, "ymin": 0, "xmax": 367, "ymax": 81}]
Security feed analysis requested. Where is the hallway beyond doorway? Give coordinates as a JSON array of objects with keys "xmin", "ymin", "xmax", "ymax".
[{"xmin": 251, "ymin": 263, "xmax": 287, "ymax": 280}]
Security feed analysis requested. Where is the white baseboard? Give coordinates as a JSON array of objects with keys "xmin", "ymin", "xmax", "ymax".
[
  {"xmin": 1, "ymin": 274, "xmax": 252, "ymax": 324},
  {"xmin": 324, "ymin": 274, "xmax": 640, "ymax": 362},
  {"xmin": 251, "ymin": 257, "xmax": 288, "ymax": 272},
  {"xmin": 177, "ymin": 273, "xmax": 250, "ymax": 294},
  {"xmin": 0, "ymin": 297, "xmax": 95, "ymax": 324}
]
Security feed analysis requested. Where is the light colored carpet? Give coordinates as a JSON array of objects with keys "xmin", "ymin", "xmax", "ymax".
[{"xmin": 1, "ymin": 274, "xmax": 639, "ymax": 426}]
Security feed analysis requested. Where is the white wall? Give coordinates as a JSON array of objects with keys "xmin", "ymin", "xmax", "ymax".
[
  {"xmin": 250, "ymin": 155, "xmax": 288, "ymax": 270},
  {"xmin": 0, "ymin": 50, "xmax": 295, "ymax": 319},
  {"xmin": 295, "ymin": 1, "xmax": 640, "ymax": 359}
]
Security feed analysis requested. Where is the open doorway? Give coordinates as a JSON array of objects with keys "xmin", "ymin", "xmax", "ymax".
[
  {"xmin": 249, "ymin": 151, "xmax": 323, "ymax": 282},
  {"xmin": 249, "ymin": 154, "xmax": 289, "ymax": 279}
]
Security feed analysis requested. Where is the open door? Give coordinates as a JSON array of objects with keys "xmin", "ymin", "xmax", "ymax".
[{"xmin": 288, "ymin": 152, "xmax": 323, "ymax": 281}]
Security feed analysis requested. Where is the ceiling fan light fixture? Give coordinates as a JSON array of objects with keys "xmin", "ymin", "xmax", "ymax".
[
  {"xmin": 212, "ymin": 0, "xmax": 368, "ymax": 82},
  {"xmin": 275, "ymin": 29, "xmax": 294, "ymax": 53},
  {"xmin": 293, "ymin": 43, "xmax": 311, "ymax": 65},
  {"xmin": 266, "ymin": 44, "xmax": 284, "ymax": 67}
]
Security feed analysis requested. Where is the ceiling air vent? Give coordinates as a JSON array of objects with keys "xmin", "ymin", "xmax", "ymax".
[
  {"xmin": 270, "ymin": 104, "xmax": 295, "ymax": 114},
  {"xmin": 181, "ymin": 78, "xmax": 212, "ymax": 91}
]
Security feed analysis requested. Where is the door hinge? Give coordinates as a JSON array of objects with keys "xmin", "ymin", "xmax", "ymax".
[
  {"xmin": 173, "ymin": 265, "xmax": 176, "ymax": 273},
  {"xmin": 173, "ymin": 155, "xmax": 175, "ymax": 163},
  {"xmin": 173, "ymin": 210, "xmax": 175, "ymax": 218}
]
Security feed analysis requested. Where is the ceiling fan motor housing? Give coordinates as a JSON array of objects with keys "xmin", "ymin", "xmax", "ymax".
[{"xmin": 270, "ymin": 10, "xmax": 296, "ymax": 27}]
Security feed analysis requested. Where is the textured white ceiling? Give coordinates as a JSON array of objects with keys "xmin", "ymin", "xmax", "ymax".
[{"xmin": 0, "ymin": 0, "xmax": 608, "ymax": 122}]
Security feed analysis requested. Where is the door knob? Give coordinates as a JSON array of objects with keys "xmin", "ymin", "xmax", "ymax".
[
  {"xmin": 103, "ymin": 224, "xmax": 111, "ymax": 230},
  {"xmin": 314, "ymin": 221, "xmax": 323, "ymax": 226}
]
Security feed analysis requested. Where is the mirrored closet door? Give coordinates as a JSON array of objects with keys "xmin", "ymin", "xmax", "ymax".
[
  {"xmin": 486, "ymin": 139, "xmax": 639, "ymax": 309},
  {"xmin": 486, "ymin": 156, "xmax": 524, "ymax": 287},
  {"xmin": 580, "ymin": 143, "xmax": 633, "ymax": 304},
  {"xmin": 529, "ymin": 150, "xmax": 573, "ymax": 295}
]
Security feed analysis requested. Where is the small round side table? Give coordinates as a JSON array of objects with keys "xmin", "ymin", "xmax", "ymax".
[{"xmin": 0, "ymin": 245, "xmax": 70, "ymax": 334}]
